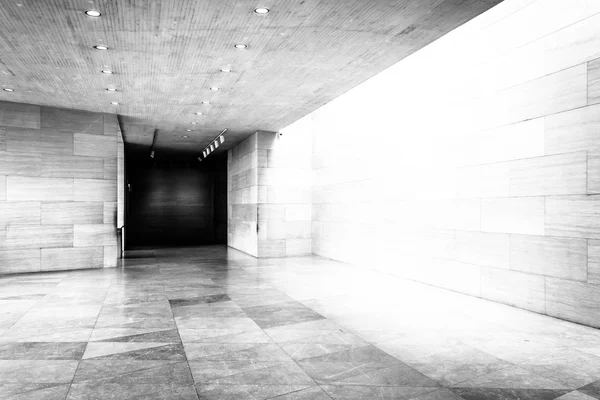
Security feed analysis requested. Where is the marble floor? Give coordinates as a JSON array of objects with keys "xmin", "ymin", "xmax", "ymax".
[{"xmin": 1, "ymin": 246, "xmax": 600, "ymax": 400}]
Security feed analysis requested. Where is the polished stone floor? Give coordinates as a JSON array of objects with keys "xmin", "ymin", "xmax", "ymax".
[{"xmin": 1, "ymin": 246, "xmax": 600, "ymax": 400}]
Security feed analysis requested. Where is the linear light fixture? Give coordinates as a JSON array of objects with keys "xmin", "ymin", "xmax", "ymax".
[
  {"xmin": 149, "ymin": 129, "xmax": 158, "ymax": 159},
  {"xmin": 199, "ymin": 129, "xmax": 227, "ymax": 162}
]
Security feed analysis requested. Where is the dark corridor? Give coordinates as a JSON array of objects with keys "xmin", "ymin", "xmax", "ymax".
[{"xmin": 125, "ymin": 156, "xmax": 227, "ymax": 249}]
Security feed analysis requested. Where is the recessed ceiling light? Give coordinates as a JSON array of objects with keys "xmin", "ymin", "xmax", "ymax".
[
  {"xmin": 234, "ymin": 44, "xmax": 248, "ymax": 49},
  {"xmin": 106, "ymin": 88, "xmax": 117, "ymax": 91},
  {"xmin": 101, "ymin": 70, "xmax": 113, "ymax": 74},
  {"xmin": 110, "ymin": 101, "xmax": 119, "ymax": 105},
  {"xmin": 195, "ymin": 112, "xmax": 203, "ymax": 115},
  {"xmin": 220, "ymin": 68, "xmax": 232, "ymax": 73},
  {"xmin": 191, "ymin": 122, "xmax": 197, "ymax": 125},
  {"xmin": 186, "ymin": 129, "xmax": 192, "ymax": 132},
  {"xmin": 183, "ymin": 135, "xmax": 188, "ymax": 138},
  {"xmin": 202, "ymin": 101, "xmax": 210, "ymax": 105},
  {"xmin": 3, "ymin": 88, "xmax": 14, "ymax": 92},
  {"xmin": 93, "ymin": 45, "xmax": 109, "ymax": 50},
  {"xmin": 254, "ymin": 7, "xmax": 270, "ymax": 14},
  {"xmin": 210, "ymin": 87, "xmax": 219, "ymax": 91},
  {"xmin": 85, "ymin": 10, "xmax": 101, "ymax": 17}
]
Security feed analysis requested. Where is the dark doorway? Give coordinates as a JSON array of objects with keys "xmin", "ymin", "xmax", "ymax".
[{"xmin": 125, "ymin": 156, "xmax": 227, "ymax": 249}]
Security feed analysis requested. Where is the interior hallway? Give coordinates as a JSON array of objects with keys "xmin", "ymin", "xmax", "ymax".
[{"xmin": 1, "ymin": 246, "xmax": 599, "ymax": 400}]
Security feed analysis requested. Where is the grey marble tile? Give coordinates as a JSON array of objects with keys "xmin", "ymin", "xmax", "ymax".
[
  {"xmin": 299, "ymin": 345, "xmax": 398, "ymax": 363},
  {"xmin": 0, "ymin": 342, "xmax": 87, "ymax": 360},
  {"xmin": 179, "ymin": 329, "xmax": 273, "ymax": 345},
  {"xmin": 93, "ymin": 328, "xmax": 181, "ymax": 343},
  {"xmin": 175, "ymin": 317, "xmax": 262, "ymax": 331},
  {"xmin": 73, "ymin": 360, "xmax": 193, "ymax": 384},
  {"xmin": 0, "ymin": 383, "xmax": 70, "ymax": 400},
  {"xmin": 207, "ymin": 361, "xmax": 315, "ymax": 386},
  {"xmin": 184, "ymin": 343, "xmax": 291, "ymax": 361},
  {"xmin": 579, "ymin": 380, "xmax": 600, "ymax": 399},
  {"xmin": 272, "ymin": 386, "xmax": 333, "ymax": 400},
  {"xmin": 83, "ymin": 342, "xmax": 186, "ymax": 360},
  {"xmin": 195, "ymin": 383, "xmax": 316, "ymax": 400},
  {"xmin": 409, "ymin": 362, "xmax": 511, "ymax": 386},
  {"xmin": 452, "ymin": 387, "xmax": 571, "ymax": 400},
  {"xmin": 0, "ymin": 360, "xmax": 79, "ymax": 383},
  {"xmin": 170, "ymin": 294, "xmax": 231, "ymax": 307},
  {"xmin": 242, "ymin": 301, "xmax": 326, "ymax": 329},
  {"xmin": 188, "ymin": 359, "xmax": 285, "ymax": 382},
  {"xmin": 172, "ymin": 306, "xmax": 247, "ymax": 319},
  {"xmin": 67, "ymin": 383, "xmax": 199, "ymax": 400},
  {"xmin": 321, "ymin": 385, "xmax": 438, "ymax": 400},
  {"xmin": 297, "ymin": 360, "xmax": 438, "ymax": 387},
  {"xmin": 457, "ymin": 366, "xmax": 570, "ymax": 389}
]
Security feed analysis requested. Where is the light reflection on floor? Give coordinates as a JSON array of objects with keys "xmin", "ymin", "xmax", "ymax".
[{"xmin": 1, "ymin": 246, "xmax": 599, "ymax": 399}]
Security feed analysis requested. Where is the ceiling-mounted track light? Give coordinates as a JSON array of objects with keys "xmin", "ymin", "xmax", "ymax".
[
  {"xmin": 199, "ymin": 129, "xmax": 227, "ymax": 161},
  {"xmin": 149, "ymin": 129, "xmax": 158, "ymax": 159}
]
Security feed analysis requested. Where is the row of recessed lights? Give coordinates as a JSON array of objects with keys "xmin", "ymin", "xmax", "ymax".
[
  {"xmin": 85, "ymin": 10, "xmax": 120, "ymax": 104},
  {"xmin": 186, "ymin": 6, "xmax": 270, "ymax": 136},
  {"xmin": 4, "ymin": 7, "xmax": 270, "ymax": 127}
]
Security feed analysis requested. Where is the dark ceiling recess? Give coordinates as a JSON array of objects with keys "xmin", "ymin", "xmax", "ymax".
[{"xmin": 0, "ymin": 0, "xmax": 502, "ymax": 156}]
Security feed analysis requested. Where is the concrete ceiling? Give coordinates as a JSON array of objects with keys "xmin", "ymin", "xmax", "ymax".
[{"xmin": 0, "ymin": 0, "xmax": 502, "ymax": 159}]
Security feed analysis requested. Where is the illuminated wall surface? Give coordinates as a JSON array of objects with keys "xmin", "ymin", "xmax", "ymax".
[
  {"xmin": 0, "ymin": 101, "xmax": 125, "ymax": 273},
  {"xmin": 278, "ymin": 0, "xmax": 600, "ymax": 328},
  {"xmin": 228, "ymin": 131, "xmax": 312, "ymax": 258}
]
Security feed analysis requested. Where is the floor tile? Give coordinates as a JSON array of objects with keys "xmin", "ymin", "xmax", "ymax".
[
  {"xmin": 73, "ymin": 360, "xmax": 194, "ymax": 384},
  {"xmin": 90, "ymin": 328, "xmax": 181, "ymax": 343},
  {"xmin": 189, "ymin": 359, "xmax": 284, "ymax": 382},
  {"xmin": 83, "ymin": 342, "xmax": 185, "ymax": 360},
  {"xmin": 195, "ymin": 383, "xmax": 316, "ymax": 400},
  {"xmin": 2, "ymin": 246, "xmax": 600, "ymax": 399},
  {"xmin": 66, "ymin": 383, "xmax": 199, "ymax": 400},
  {"xmin": 242, "ymin": 301, "xmax": 326, "ymax": 329},
  {"xmin": 0, "ymin": 383, "xmax": 69, "ymax": 400},
  {"xmin": 0, "ymin": 360, "xmax": 79, "ymax": 383},
  {"xmin": 184, "ymin": 343, "xmax": 291, "ymax": 361},
  {"xmin": 452, "ymin": 387, "xmax": 571, "ymax": 400},
  {"xmin": 456, "ymin": 366, "xmax": 570, "ymax": 389},
  {"xmin": 0, "ymin": 342, "xmax": 86, "ymax": 360},
  {"xmin": 321, "ymin": 384, "xmax": 438, "ymax": 399}
]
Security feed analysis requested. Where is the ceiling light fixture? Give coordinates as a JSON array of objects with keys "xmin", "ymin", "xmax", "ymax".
[
  {"xmin": 101, "ymin": 70, "xmax": 113, "ymax": 74},
  {"xmin": 186, "ymin": 129, "xmax": 192, "ymax": 132},
  {"xmin": 220, "ymin": 68, "xmax": 232, "ymax": 73},
  {"xmin": 254, "ymin": 7, "xmax": 270, "ymax": 14},
  {"xmin": 85, "ymin": 10, "xmax": 101, "ymax": 17},
  {"xmin": 191, "ymin": 122, "xmax": 197, "ymax": 125},
  {"xmin": 202, "ymin": 101, "xmax": 210, "ymax": 105},
  {"xmin": 234, "ymin": 44, "xmax": 248, "ymax": 49},
  {"xmin": 195, "ymin": 112, "xmax": 203, "ymax": 115},
  {"xmin": 3, "ymin": 88, "xmax": 14, "ymax": 92},
  {"xmin": 200, "ymin": 129, "xmax": 227, "ymax": 160},
  {"xmin": 106, "ymin": 88, "xmax": 117, "ymax": 91},
  {"xmin": 210, "ymin": 87, "xmax": 219, "ymax": 91},
  {"xmin": 110, "ymin": 101, "xmax": 119, "ymax": 105},
  {"xmin": 183, "ymin": 135, "xmax": 188, "ymax": 138},
  {"xmin": 93, "ymin": 45, "xmax": 109, "ymax": 50}
]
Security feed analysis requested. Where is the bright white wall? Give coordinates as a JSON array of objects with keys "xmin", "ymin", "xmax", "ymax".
[{"xmin": 281, "ymin": 0, "xmax": 600, "ymax": 328}]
